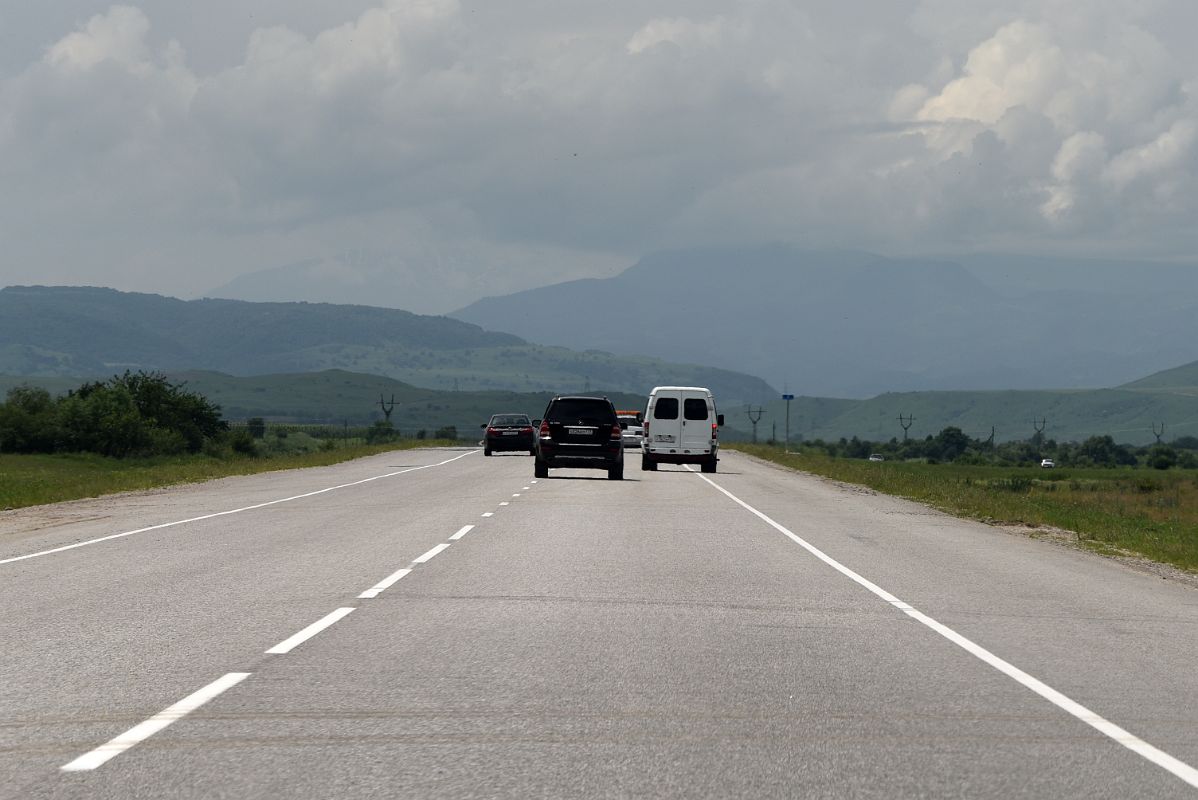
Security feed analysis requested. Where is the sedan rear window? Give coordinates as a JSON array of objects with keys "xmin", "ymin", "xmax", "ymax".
[{"xmin": 491, "ymin": 415, "xmax": 530, "ymax": 426}]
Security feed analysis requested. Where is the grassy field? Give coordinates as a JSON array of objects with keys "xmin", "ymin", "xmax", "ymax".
[
  {"xmin": 732, "ymin": 444, "xmax": 1198, "ymax": 573},
  {"xmin": 0, "ymin": 440, "xmax": 461, "ymax": 510}
]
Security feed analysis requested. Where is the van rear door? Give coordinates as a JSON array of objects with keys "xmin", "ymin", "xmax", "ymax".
[
  {"xmin": 648, "ymin": 389, "xmax": 682, "ymax": 451},
  {"xmin": 679, "ymin": 393, "xmax": 713, "ymax": 451}
]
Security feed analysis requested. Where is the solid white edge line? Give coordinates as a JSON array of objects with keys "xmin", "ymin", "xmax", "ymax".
[
  {"xmin": 450, "ymin": 525, "xmax": 475, "ymax": 541},
  {"xmin": 687, "ymin": 465, "xmax": 1198, "ymax": 791},
  {"xmin": 266, "ymin": 607, "xmax": 356, "ymax": 654},
  {"xmin": 2, "ymin": 450, "xmax": 478, "ymax": 567},
  {"xmin": 359, "ymin": 568, "xmax": 413, "ymax": 599},
  {"xmin": 61, "ymin": 672, "xmax": 250, "ymax": 772},
  {"xmin": 413, "ymin": 543, "xmax": 451, "ymax": 564}
]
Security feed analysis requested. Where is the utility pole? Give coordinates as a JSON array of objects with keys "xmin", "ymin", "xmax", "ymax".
[
  {"xmin": 746, "ymin": 405, "xmax": 764, "ymax": 444},
  {"xmin": 1153, "ymin": 421, "xmax": 1166, "ymax": 444},
  {"xmin": 782, "ymin": 393, "xmax": 794, "ymax": 451},
  {"xmin": 378, "ymin": 394, "xmax": 396, "ymax": 422},
  {"xmin": 898, "ymin": 414, "xmax": 914, "ymax": 442},
  {"xmin": 1031, "ymin": 417, "xmax": 1047, "ymax": 449}
]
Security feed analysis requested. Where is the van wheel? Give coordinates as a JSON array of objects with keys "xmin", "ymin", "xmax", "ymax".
[
  {"xmin": 608, "ymin": 463, "xmax": 623, "ymax": 480},
  {"xmin": 701, "ymin": 457, "xmax": 716, "ymax": 473},
  {"xmin": 641, "ymin": 454, "xmax": 657, "ymax": 471}
]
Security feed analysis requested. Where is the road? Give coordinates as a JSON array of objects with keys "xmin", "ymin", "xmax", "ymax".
[{"xmin": 2, "ymin": 447, "xmax": 1198, "ymax": 798}]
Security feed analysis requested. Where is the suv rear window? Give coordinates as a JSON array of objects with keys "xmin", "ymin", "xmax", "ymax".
[
  {"xmin": 653, "ymin": 398, "xmax": 679, "ymax": 420},
  {"xmin": 683, "ymin": 398, "xmax": 709, "ymax": 420},
  {"xmin": 545, "ymin": 398, "xmax": 615, "ymax": 425}
]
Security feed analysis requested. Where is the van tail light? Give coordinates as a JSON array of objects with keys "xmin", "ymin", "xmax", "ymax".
[
  {"xmin": 643, "ymin": 421, "xmax": 649, "ymax": 438},
  {"xmin": 712, "ymin": 423, "xmax": 718, "ymax": 440},
  {"xmin": 539, "ymin": 420, "xmax": 550, "ymax": 437},
  {"xmin": 611, "ymin": 424, "xmax": 623, "ymax": 440}
]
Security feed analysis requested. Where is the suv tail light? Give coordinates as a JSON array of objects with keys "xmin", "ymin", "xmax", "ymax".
[
  {"xmin": 611, "ymin": 424, "xmax": 622, "ymax": 440},
  {"xmin": 539, "ymin": 420, "xmax": 550, "ymax": 437}
]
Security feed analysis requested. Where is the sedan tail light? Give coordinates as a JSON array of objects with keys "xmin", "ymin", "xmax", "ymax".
[{"xmin": 520, "ymin": 426, "xmax": 533, "ymax": 434}]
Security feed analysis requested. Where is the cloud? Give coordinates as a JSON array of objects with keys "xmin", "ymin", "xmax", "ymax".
[{"xmin": 0, "ymin": 1, "xmax": 1197, "ymax": 310}]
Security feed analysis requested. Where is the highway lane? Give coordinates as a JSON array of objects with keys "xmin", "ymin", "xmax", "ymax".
[{"xmin": 3, "ymin": 447, "xmax": 1198, "ymax": 798}]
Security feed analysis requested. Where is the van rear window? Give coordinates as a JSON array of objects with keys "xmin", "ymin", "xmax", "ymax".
[
  {"xmin": 683, "ymin": 398, "xmax": 709, "ymax": 420},
  {"xmin": 653, "ymin": 398, "xmax": 679, "ymax": 420}
]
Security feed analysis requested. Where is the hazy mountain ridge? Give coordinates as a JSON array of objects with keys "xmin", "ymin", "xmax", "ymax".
[
  {"xmin": 452, "ymin": 246, "xmax": 1198, "ymax": 397},
  {"xmin": 0, "ymin": 285, "xmax": 774, "ymax": 403}
]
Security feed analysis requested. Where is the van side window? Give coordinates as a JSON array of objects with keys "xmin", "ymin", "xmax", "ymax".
[
  {"xmin": 654, "ymin": 398, "xmax": 679, "ymax": 420},
  {"xmin": 683, "ymin": 398, "xmax": 709, "ymax": 420}
]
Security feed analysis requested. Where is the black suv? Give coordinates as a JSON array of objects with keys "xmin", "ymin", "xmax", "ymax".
[{"xmin": 534, "ymin": 396, "xmax": 624, "ymax": 480}]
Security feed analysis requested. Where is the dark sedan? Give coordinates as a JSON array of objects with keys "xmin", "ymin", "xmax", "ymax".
[{"xmin": 482, "ymin": 414, "xmax": 535, "ymax": 456}]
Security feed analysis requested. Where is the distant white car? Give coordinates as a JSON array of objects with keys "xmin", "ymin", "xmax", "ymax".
[
  {"xmin": 868, "ymin": 454, "xmax": 885, "ymax": 462},
  {"xmin": 1040, "ymin": 458, "xmax": 1056, "ymax": 468},
  {"xmin": 617, "ymin": 414, "xmax": 644, "ymax": 450}
]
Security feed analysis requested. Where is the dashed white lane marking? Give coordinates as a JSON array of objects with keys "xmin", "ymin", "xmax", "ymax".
[
  {"xmin": 359, "ymin": 568, "xmax": 412, "ymax": 599},
  {"xmin": 266, "ymin": 608, "xmax": 356, "ymax": 654},
  {"xmin": 530, "ymin": 480, "xmax": 538, "ymax": 484},
  {"xmin": 2, "ymin": 450, "xmax": 478, "ymax": 567},
  {"xmin": 689, "ymin": 466, "xmax": 1198, "ymax": 791},
  {"xmin": 61, "ymin": 672, "xmax": 251, "ymax": 772},
  {"xmin": 512, "ymin": 494, "xmax": 521, "ymax": 497},
  {"xmin": 498, "ymin": 502, "xmax": 510, "ymax": 506},
  {"xmin": 450, "ymin": 525, "xmax": 475, "ymax": 541},
  {"xmin": 481, "ymin": 512, "xmax": 494, "ymax": 518},
  {"xmin": 413, "ymin": 543, "xmax": 450, "ymax": 563},
  {"xmin": 522, "ymin": 486, "xmax": 530, "ymax": 490}
]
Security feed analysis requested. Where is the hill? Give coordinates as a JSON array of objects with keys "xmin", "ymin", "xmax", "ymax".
[
  {"xmin": 1119, "ymin": 361, "xmax": 1198, "ymax": 393},
  {"xmin": 6, "ymin": 365, "xmax": 1197, "ymax": 446},
  {"xmin": 0, "ymin": 369, "xmax": 649, "ymax": 434},
  {"xmin": 452, "ymin": 245, "xmax": 1198, "ymax": 398},
  {"xmin": 0, "ymin": 286, "xmax": 775, "ymax": 404},
  {"xmin": 720, "ymin": 387, "xmax": 1198, "ymax": 447}
]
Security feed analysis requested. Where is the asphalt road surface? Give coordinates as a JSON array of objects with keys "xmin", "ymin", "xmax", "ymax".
[{"xmin": 3, "ymin": 447, "xmax": 1198, "ymax": 799}]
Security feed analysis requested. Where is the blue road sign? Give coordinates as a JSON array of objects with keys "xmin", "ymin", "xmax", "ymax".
[{"xmin": 782, "ymin": 394, "xmax": 794, "ymax": 400}]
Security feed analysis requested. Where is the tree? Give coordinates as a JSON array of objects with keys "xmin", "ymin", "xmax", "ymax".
[
  {"xmin": 932, "ymin": 426, "xmax": 970, "ymax": 462},
  {"xmin": 0, "ymin": 386, "xmax": 59, "ymax": 453},
  {"xmin": 1079, "ymin": 435, "xmax": 1119, "ymax": 467},
  {"xmin": 1147, "ymin": 445, "xmax": 1177, "ymax": 470}
]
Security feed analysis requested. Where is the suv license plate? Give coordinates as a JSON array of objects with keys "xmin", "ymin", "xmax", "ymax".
[{"xmin": 568, "ymin": 428, "xmax": 589, "ymax": 435}]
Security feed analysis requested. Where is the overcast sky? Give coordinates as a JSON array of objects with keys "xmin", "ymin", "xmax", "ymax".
[{"xmin": 2, "ymin": 0, "xmax": 1196, "ymax": 313}]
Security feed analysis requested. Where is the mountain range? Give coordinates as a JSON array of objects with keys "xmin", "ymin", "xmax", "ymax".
[
  {"xmin": 452, "ymin": 245, "xmax": 1198, "ymax": 398},
  {"xmin": 0, "ymin": 285, "xmax": 773, "ymax": 404}
]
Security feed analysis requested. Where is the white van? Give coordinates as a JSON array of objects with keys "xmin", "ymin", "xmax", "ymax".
[{"xmin": 641, "ymin": 386, "xmax": 724, "ymax": 473}]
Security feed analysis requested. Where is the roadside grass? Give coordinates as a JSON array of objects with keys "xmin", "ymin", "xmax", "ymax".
[
  {"xmin": 0, "ymin": 440, "xmax": 463, "ymax": 510},
  {"xmin": 731, "ymin": 444, "xmax": 1198, "ymax": 573}
]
